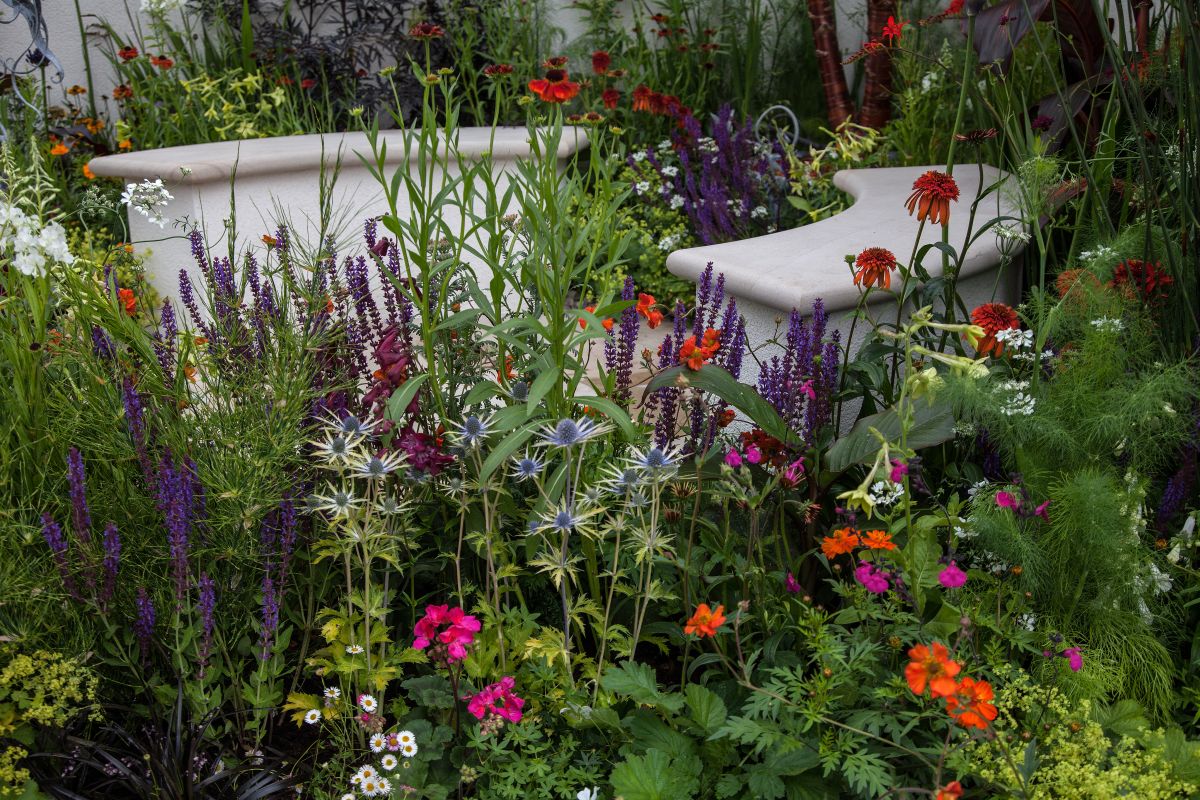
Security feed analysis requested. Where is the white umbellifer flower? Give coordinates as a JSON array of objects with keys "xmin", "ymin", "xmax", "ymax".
[
  {"xmin": 1, "ymin": 204, "xmax": 75, "ymax": 276},
  {"xmin": 660, "ymin": 165, "xmax": 678, "ymax": 178},
  {"xmin": 359, "ymin": 694, "xmax": 378, "ymax": 713},
  {"xmin": 750, "ymin": 205, "xmax": 768, "ymax": 219},
  {"xmin": 324, "ymin": 686, "xmax": 341, "ymax": 700},
  {"xmin": 1018, "ymin": 613, "xmax": 1037, "ymax": 631},
  {"xmin": 967, "ymin": 479, "xmax": 990, "ymax": 499},
  {"xmin": 658, "ymin": 233, "xmax": 680, "ymax": 252},
  {"xmin": 631, "ymin": 151, "xmax": 647, "ymax": 162},
  {"xmin": 369, "ymin": 733, "xmax": 387, "ymax": 753},
  {"xmin": 380, "ymin": 754, "xmax": 398, "ymax": 771},
  {"xmin": 304, "ymin": 709, "xmax": 321, "ymax": 724},
  {"xmin": 997, "ymin": 380, "xmax": 1036, "ymax": 416},
  {"xmin": 1091, "ymin": 317, "xmax": 1125, "ymax": 333},
  {"xmin": 1079, "ymin": 244, "xmax": 1117, "ymax": 266},
  {"xmin": 953, "ymin": 525, "xmax": 977, "ymax": 541},
  {"xmin": 867, "ymin": 480, "xmax": 904, "ymax": 508},
  {"xmin": 634, "ymin": 181, "xmax": 650, "ymax": 194},
  {"xmin": 668, "ymin": 194, "xmax": 685, "ymax": 210},
  {"xmin": 141, "ymin": 0, "xmax": 181, "ymax": 12},
  {"xmin": 346, "ymin": 644, "xmax": 364, "ymax": 655},
  {"xmin": 995, "ymin": 327, "xmax": 1033, "ymax": 351},
  {"xmin": 578, "ymin": 788, "xmax": 601, "ymax": 800},
  {"xmin": 121, "ymin": 178, "xmax": 174, "ymax": 227}
]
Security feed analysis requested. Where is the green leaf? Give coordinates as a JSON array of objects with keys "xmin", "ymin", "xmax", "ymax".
[
  {"xmin": 601, "ymin": 661, "xmax": 684, "ymax": 714},
  {"xmin": 611, "ymin": 750, "xmax": 674, "ymax": 800},
  {"xmin": 478, "ymin": 423, "xmax": 538, "ymax": 482},
  {"xmin": 684, "ymin": 684, "xmax": 727, "ymax": 734},
  {"xmin": 826, "ymin": 400, "xmax": 955, "ymax": 473},
  {"xmin": 569, "ymin": 394, "xmax": 637, "ymax": 441},
  {"xmin": 646, "ymin": 365, "xmax": 793, "ymax": 444},
  {"xmin": 385, "ymin": 374, "xmax": 428, "ymax": 422}
]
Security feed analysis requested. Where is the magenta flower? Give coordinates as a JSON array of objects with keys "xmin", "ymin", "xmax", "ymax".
[
  {"xmin": 1062, "ymin": 647, "xmax": 1083, "ymax": 672},
  {"xmin": 467, "ymin": 676, "xmax": 525, "ymax": 723},
  {"xmin": 1035, "ymin": 500, "xmax": 1051, "ymax": 521},
  {"xmin": 782, "ymin": 458, "xmax": 805, "ymax": 486},
  {"xmin": 745, "ymin": 444, "xmax": 762, "ymax": 465},
  {"xmin": 996, "ymin": 490, "xmax": 1019, "ymax": 510},
  {"xmin": 889, "ymin": 459, "xmax": 908, "ymax": 483},
  {"xmin": 854, "ymin": 561, "xmax": 890, "ymax": 594},
  {"xmin": 724, "ymin": 449, "xmax": 743, "ymax": 468},
  {"xmin": 413, "ymin": 604, "xmax": 481, "ymax": 664},
  {"xmin": 938, "ymin": 561, "xmax": 967, "ymax": 589},
  {"xmin": 784, "ymin": 572, "xmax": 801, "ymax": 593}
]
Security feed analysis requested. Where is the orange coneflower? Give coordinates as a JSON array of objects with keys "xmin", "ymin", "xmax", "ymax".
[
  {"xmin": 67, "ymin": 84, "xmax": 87, "ymax": 95},
  {"xmin": 408, "ymin": 21, "xmax": 445, "ymax": 39},
  {"xmin": 528, "ymin": 68, "xmax": 580, "ymax": 103},
  {"xmin": 969, "ymin": 303, "xmax": 1020, "ymax": 356},
  {"xmin": 632, "ymin": 84, "xmax": 653, "ymax": 112},
  {"xmin": 905, "ymin": 170, "xmax": 959, "ymax": 225},
  {"xmin": 683, "ymin": 603, "xmax": 726, "ymax": 637},
  {"xmin": 854, "ymin": 247, "xmax": 897, "ymax": 289},
  {"xmin": 118, "ymin": 45, "xmax": 139, "ymax": 61}
]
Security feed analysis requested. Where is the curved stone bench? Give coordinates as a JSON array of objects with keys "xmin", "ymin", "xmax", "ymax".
[
  {"xmin": 89, "ymin": 128, "xmax": 588, "ymax": 302},
  {"xmin": 666, "ymin": 164, "xmax": 1026, "ymax": 386}
]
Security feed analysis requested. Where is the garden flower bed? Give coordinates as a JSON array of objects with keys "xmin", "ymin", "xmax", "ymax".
[{"xmin": 1, "ymin": 1, "xmax": 1198, "ymax": 799}]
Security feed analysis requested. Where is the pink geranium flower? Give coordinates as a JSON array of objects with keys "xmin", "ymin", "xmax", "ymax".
[
  {"xmin": 995, "ymin": 490, "xmax": 1019, "ymax": 510},
  {"xmin": 938, "ymin": 561, "xmax": 967, "ymax": 589},
  {"xmin": 745, "ymin": 444, "xmax": 762, "ymax": 465},
  {"xmin": 1062, "ymin": 647, "xmax": 1083, "ymax": 672},
  {"xmin": 854, "ymin": 561, "xmax": 890, "ymax": 594},
  {"xmin": 413, "ymin": 604, "xmax": 480, "ymax": 664},
  {"xmin": 467, "ymin": 676, "xmax": 525, "ymax": 723},
  {"xmin": 724, "ymin": 449, "xmax": 743, "ymax": 468}
]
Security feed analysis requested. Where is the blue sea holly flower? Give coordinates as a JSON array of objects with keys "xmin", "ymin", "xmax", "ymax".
[
  {"xmin": 539, "ymin": 417, "xmax": 611, "ymax": 448},
  {"xmin": 603, "ymin": 466, "xmax": 642, "ymax": 495},
  {"xmin": 337, "ymin": 413, "xmax": 376, "ymax": 439},
  {"xmin": 511, "ymin": 452, "xmax": 544, "ymax": 482},
  {"xmin": 455, "ymin": 414, "xmax": 492, "ymax": 448},
  {"xmin": 544, "ymin": 506, "xmax": 578, "ymax": 534},
  {"xmin": 628, "ymin": 444, "xmax": 681, "ymax": 479}
]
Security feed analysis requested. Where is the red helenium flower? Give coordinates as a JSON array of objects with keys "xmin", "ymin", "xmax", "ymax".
[
  {"xmin": 591, "ymin": 50, "xmax": 611, "ymax": 74},
  {"xmin": 528, "ymin": 68, "xmax": 580, "ymax": 103}
]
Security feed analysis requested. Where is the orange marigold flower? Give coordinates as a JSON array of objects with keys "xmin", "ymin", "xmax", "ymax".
[
  {"xmin": 969, "ymin": 302, "xmax": 1020, "ymax": 356},
  {"xmin": 684, "ymin": 603, "xmax": 726, "ymax": 637},
  {"xmin": 529, "ymin": 68, "xmax": 580, "ymax": 103},
  {"xmin": 936, "ymin": 781, "xmax": 964, "ymax": 800},
  {"xmin": 118, "ymin": 288, "xmax": 137, "ymax": 316},
  {"xmin": 905, "ymin": 170, "xmax": 959, "ymax": 225},
  {"xmin": 821, "ymin": 527, "xmax": 860, "ymax": 559},
  {"xmin": 82, "ymin": 163, "xmax": 96, "ymax": 179},
  {"xmin": 50, "ymin": 143, "xmax": 70, "ymax": 156},
  {"xmin": 905, "ymin": 642, "xmax": 961, "ymax": 698},
  {"xmin": 945, "ymin": 676, "xmax": 998, "ymax": 729},
  {"xmin": 854, "ymin": 247, "xmax": 896, "ymax": 289},
  {"xmin": 860, "ymin": 530, "xmax": 896, "ymax": 551}
]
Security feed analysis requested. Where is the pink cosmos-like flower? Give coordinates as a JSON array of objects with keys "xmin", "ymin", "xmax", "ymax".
[
  {"xmin": 995, "ymin": 491, "xmax": 1019, "ymax": 510},
  {"xmin": 889, "ymin": 459, "xmax": 908, "ymax": 483},
  {"xmin": 1035, "ymin": 500, "xmax": 1051, "ymax": 521},
  {"xmin": 745, "ymin": 445, "xmax": 763, "ymax": 464},
  {"xmin": 784, "ymin": 572, "xmax": 802, "ymax": 593},
  {"xmin": 724, "ymin": 449, "xmax": 743, "ymax": 468},
  {"xmin": 854, "ymin": 561, "xmax": 890, "ymax": 594},
  {"xmin": 413, "ymin": 604, "xmax": 481, "ymax": 663},
  {"xmin": 467, "ymin": 676, "xmax": 525, "ymax": 723},
  {"xmin": 1062, "ymin": 647, "xmax": 1083, "ymax": 672},
  {"xmin": 782, "ymin": 458, "xmax": 805, "ymax": 487},
  {"xmin": 938, "ymin": 561, "xmax": 967, "ymax": 589}
]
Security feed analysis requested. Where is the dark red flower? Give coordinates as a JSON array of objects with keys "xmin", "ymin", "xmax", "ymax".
[
  {"xmin": 882, "ymin": 16, "xmax": 907, "ymax": 44},
  {"xmin": 1110, "ymin": 259, "xmax": 1173, "ymax": 305},
  {"xmin": 408, "ymin": 21, "xmax": 445, "ymax": 39},
  {"xmin": 543, "ymin": 56, "xmax": 568, "ymax": 68},
  {"xmin": 632, "ymin": 84, "xmax": 653, "ymax": 112},
  {"xmin": 1031, "ymin": 114, "xmax": 1054, "ymax": 132},
  {"xmin": 483, "ymin": 63, "xmax": 514, "ymax": 77},
  {"xmin": 601, "ymin": 88, "xmax": 620, "ymax": 109},
  {"xmin": 970, "ymin": 303, "xmax": 1020, "ymax": 356},
  {"xmin": 300, "ymin": 78, "xmax": 317, "ymax": 90},
  {"xmin": 854, "ymin": 247, "xmax": 897, "ymax": 289},
  {"xmin": 112, "ymin": 84, "xmax": 133, "ymax": 100},
  {"xmin": 118, "ymin": 46, "xmax": 139, "ymax": 61},
  {"xmin": 591, "ymin": 50, "xmax": 611, "ymax": 75}
]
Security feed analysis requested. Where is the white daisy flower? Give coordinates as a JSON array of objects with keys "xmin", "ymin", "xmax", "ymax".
[
  {"xmin": 346, "ymin": 644, "xmax": 365, "ymax": 655},
  {"xmin": 400, "ymin": 741, "xmax": 418, "ymax": 758},
  {"xmin": 369, "ymin": 733, "xmax": 387, "ymax": 753},
  {"xmin": 303, "ymin": 709, "xmax": 321, "ymax": 724},
  {"xmin": 380, "ymin": 754, "xmax": 398, "ymax": 771},
  {"xmin": 324, "ymin": 686, "xmax": 341, "ymax": 700},
  {"xmin": 361, "ymin": 778, "xmax": 380, "ymax": 796},
  {"xmin": 376, "ymin": 778, "xmax": 392, "ymax": 794},
  {"xmin": 359, "ymin": 694, "xmax": 378, "ymax": 713}
]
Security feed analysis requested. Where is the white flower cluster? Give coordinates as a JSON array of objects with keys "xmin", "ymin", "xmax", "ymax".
[
  {"xmin": 697, "ymin": 136, "xmax": 719, "ymax": 154},
  {"xmin": 750, "ymin": 205, "xmax": 768, "ymax": 220},
  {"xmin": 1018, "ymin": 612, "xmax": 1037, "ymax": 631},
  {"xmin": 995, "ymin": 327, "xmax": 1034, "ymax": 351},
  {"xmin": 631, "ymin": 151, "xmax": 647, "ymax": 163},
  {"xmin": 997, "ymin": 379, "xmax": 1036, "ymax": 416},
  {"xmin": 634, "ymin": 181, "xmax": 650, "ymax": 194},
  {"xmin": 995, "ymin": 224, "xmax": 1032, "ymax": 244},
  {"xmin": 668, "ymin": 194, "xmax": 685, "ymax": 210},
  {"xmin": 660, "ymin": 165, "xmax": 678, "ymax": 178},
  {"xmin": 0, "ymin": 203, "xmax": 74, "ymax": 277},
  {"xmin": 1079, "ymin": 244, "xmax": 1117, "ymax": 267},
  {"xmin": 1091, "ymin": 317, "xmax": 1125, "ymax": 333},
  {"xmin": 121, "ymin": 178, "xmax": 174, "ymax": 228},
  {"xmin": 658, "ymin": 233, "xmax": 682, "ymax": 252},
  {"xmin": 141, "ymin": 0, "xmax": 181, "ymax": 11},
  {"xmin": 867, "ymin": 480, "xmax": 904, "ymax": 508}
]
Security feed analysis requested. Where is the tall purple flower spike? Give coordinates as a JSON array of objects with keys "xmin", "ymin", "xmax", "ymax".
[
  {"xmin": 756, "ymin": 299, "xmax": 840, "ymax": 449},
  {"xmin": 41, "ymin": 513, "xmax": 80, "ymax": 601},
  {"xmin": 197, "ymin": 572, "xmax": 216, "ymax": 678},
  {"xmin": 134, "ymin": 587, "xmax": 156, "ymax": 664},
  {"xmin": 100, "ymin": 522, "xmax": 120, "ymax": 611},
  {"xmin": 605, "ymin": 276, "xmax": 639, "ymax": 406}
]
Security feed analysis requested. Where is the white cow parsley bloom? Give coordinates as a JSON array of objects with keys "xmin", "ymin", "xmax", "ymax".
[
  {"xmin": 1091, "ymin": 317, "xmax": 1125, "ymax": 334},
  {"xmin": 997, "ymin": 380, "xmax": 1036, "ymax": 416},
  {"xmin": 121, "ymin": 178, "xmax": 174, "ymax": 227}
]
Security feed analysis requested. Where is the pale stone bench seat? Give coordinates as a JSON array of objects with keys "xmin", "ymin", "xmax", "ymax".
[
  {"xmin": 88, "ymin": 128, "xmax": 588, "ymax": 303},
  {"xmin": 664, "ymin": 164, "xmax": 1027, "ymax": 391}
]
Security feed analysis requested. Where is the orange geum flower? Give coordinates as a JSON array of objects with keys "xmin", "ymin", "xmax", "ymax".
[
  {"xmin": 821, "ymin": 527, "xmax": 860, "ymax": 559},
  {"xmin": 636, "ymin": 293, "xmax": 664, "ymax": 329},
  {"xmin": 945, "ymin": 675, "xmax": 998, "ymax": 729},
  {"xmin": 860, "ymin": 530, "xmax": 896, "ymax": 551},
  {"xmin": 684, "ymin": 603, "xmax": 726, "ymax": 637},
  {"xmin": 905, "ymin": 642, "xmax": 961, "ymax": 698},
  {"xmin": 906, "ymin": 170, "xmax": 959, "ymax": 225},
  {"xmin": 936, "ymin": 781, "xmax": 963, "ymax": 800},
  {"xmin": 50, "ymin": 142, "xmax": 70, "ymax": 156}
]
